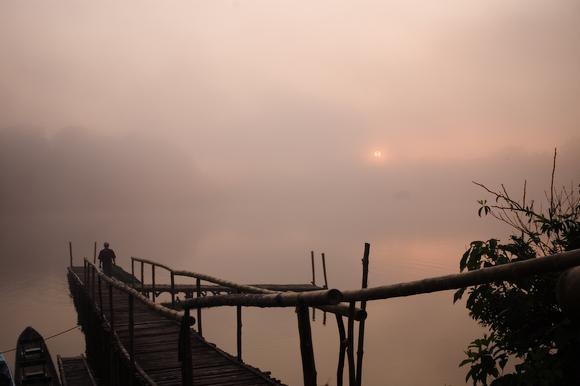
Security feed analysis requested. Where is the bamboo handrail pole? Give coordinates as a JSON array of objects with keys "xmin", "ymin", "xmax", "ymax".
[
  {"xmin": 85, "ymin": 260, "xmax": 189, "ymax": 323},
  {"xmin": 179, "ymin": 289, "xmax": 343, "ymax": 309},
  {"xmin": 131, "ymin": 256, "xmax": 173, "ymax": 272},
  {"xmin": 173, "ymin": 269, "xmax": 365, "ymax": 320},
  {"xmin": 341, "ymin": 249, "xmax": 580, "ymax": 302},
  {"xmin": 132, "ymin": 256, "xmax": 365, "ymax": 320}
]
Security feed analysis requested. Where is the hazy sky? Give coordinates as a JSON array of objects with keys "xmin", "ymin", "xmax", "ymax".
[{"xmin": 1, "ymin": 1, "xmax": 579, "ymax": 385}]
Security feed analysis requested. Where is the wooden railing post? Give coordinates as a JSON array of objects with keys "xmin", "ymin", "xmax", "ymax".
[
  {"xmin": 84, "ymin": 259, "xmax": 87, "ymax": 285},
  {"xmin": 128, "ymin": 293, "xmax": 135, "ymax": 386},
  {"xmin": 347, "ymin": 302, "xmax": 356, "ymax": 386},
  {"xmin": 151, "ymin": 264, "xmax": 156, "ymax": 303},
  {"xmin": 356, "ymin": 243, "xmax": 370, "ymax": 386},
  {"xmin": 98, "ymin": 275, "xmax": 103, "ymax": 317},
  {"xmin": 140, "ymin": 261, "xmax": 144, "ymax": 292},
  {"xmin": 297, "ymin": 306, "xmax": 317, "ymax": 386},
  {"xmin": 196, "ymin": 278, "xmax": 203, "ymax": 337},
  {"xmin": 109, "ymin": 282, "xmax": 114, "ymax": 331},
  {"xmin": 236, "ymin": 290, "xmax": 242, "ymax": 361},
  {"xmin": 131, "ymin": 258, "xmax": 135, "ymax": 288},
  {"xmin": 321, "ymin": 252, "xmax": 329, "ymax": 325},
  {"xmin": 335, "ymin": 315, "xmax": 347, "ymax": 386},
  {"xmin": 311, "ymin": 251, "xmax": 316, "ymax": 322},
  {"xmin": 69, "ymin": 241, "xmax": 73, "ymax": 267},
  {"xmin": 179, "ymin": 308, "xmax": 193, "ymax": 386},
  {"xmin": 93, "ymin": 241, "xmax": 97, "ymax": 264},
  {"xmin": 170, "ymin": 272, "xmax": 176, "ymax": 306},
  {"xmin": 92, "ymin": 263, "xmax": 96, "ymax": 299}
]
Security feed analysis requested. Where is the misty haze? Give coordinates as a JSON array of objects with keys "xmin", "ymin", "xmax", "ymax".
[{"xmin": 1, "ymin": 1, "xmax": 579, "ymax": 385}]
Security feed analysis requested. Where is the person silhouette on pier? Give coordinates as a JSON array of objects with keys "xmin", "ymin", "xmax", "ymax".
[{"xmin": 98, "ymin": 242, "xmax": 116, "ymax": 276}]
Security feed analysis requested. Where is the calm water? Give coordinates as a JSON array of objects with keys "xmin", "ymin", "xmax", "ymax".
[{"xmin": 0, "ymin": 239, "xmax": 483, "ymax": 386}]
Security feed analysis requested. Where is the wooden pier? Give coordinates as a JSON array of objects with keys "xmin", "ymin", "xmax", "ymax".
[
  {"xmin": 66, "ymin": 244, "xmax": 580, "ymax": 386},
  {"xmin": 68, "ymin": 265, "xmax": 288, "ymax": 386}
]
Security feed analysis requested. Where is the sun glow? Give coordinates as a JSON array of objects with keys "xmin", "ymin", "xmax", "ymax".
[{"xmin": 373, "ymin": 150, "xmax": 382, "ymax": 159}]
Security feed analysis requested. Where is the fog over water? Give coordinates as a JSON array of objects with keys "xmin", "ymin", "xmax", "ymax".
[{"xmin": 1, "ymin": 1, "xmax": 579, "ymax": 385}]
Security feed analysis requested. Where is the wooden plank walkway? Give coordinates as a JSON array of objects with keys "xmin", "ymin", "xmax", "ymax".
[
  {"xmin": 69, "ymin": 266, "xmax": 285, "ymax": 386},
  {"xmin": 58, "ymin": 355, "xmax": 98, "ymax": 386}
]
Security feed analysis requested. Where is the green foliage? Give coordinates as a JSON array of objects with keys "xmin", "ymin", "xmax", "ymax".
[{"xmin": 455, "ymin": 152, "xmax": 580, "ymax": 385}]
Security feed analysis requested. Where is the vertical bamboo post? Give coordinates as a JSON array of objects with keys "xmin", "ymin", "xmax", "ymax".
[
  {"xmin": 310, "ymin": 250, "xmax": 316, "ymax": 285},
  {"xmin": 93, "ymin": 241, "xmax": 97, "ymax": 264},
  {"xmin": 69, "ymin": 242, "xmax": 73, "ymax": 267},
  {"xmin": 321, "ymin": 252, "xmax": 329, "ymax": 325},
  {"xmin": 296, "ymin": 306, "xmax": 317, "ymax": 386},
  {"xmin": 98, "ymin": 275, "xmax": 103, "ymax": 318},
  {"xmin": 356, "ymin": 243, "xmax": 370, "ymax": 386},
  {"xmin": 152, "ymin": 264, "xmax": 156, "ymax": 303},
  {"xmin": 180, "ymin": 308, "xmax": 193, "ymax": 386},
  {"xmin": 335, "ymin": 314, "xmax": 347, "ymax": 386},
  {"xmin": 347, "ymin": 302, "xmax": 356, "ymax": 386},
  {"xmin": 108, "ymin": 282, "xmax": 114, "ymax": 331},
  {"xmin": 91, "ymin": 263, "xmax": 96, "ymax": 299},
  {"xmin": 311, "ymin": 251, "xmax": 316, "ymax": 321},
  {"xmin": 170, "ymin": 272, "xmax": 176, "ymax": 306},
  {"xmin": 140, "ymin": 261, "xmax": 144, "ymax": 292},
  {"xmin": 236, "ymin": 290, "xmax": 242, "ymax": 361},
  {"xmin": 131, "ymin": 258, "xmax": 135, "ymax": 288},
  {"xmin": 128, "ymin": 293, "xmax": 135, "ymax": 386},
  {"xmin": 321, "ymin": 253, "xmax": 328, "ymax": 288},
  {"xmin": 84, "ymin": 259, "xmax": 87, "ymax": 285},
  {"xmin": 196, "ymin": 278, "xmax": 203, "ymax": 337}
]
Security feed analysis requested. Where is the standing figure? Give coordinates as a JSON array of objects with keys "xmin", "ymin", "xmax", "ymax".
[{"xmin": 98, "ymin": 242, "xmax": 116, "ymax": 276}]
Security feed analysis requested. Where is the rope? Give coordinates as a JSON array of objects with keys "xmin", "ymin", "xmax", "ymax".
[{"xmin": 1, "ymin": 325, "xmax": 80, "ymax": 354}]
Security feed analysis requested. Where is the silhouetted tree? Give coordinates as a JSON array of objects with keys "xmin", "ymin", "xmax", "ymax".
[{"xmin": 454, "ymin": 149, "xmax": 580, "ymax": 385}]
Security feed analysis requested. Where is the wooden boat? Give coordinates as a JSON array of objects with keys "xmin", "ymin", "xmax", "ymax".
[
  {"xmin": 0, "ymin": 353, "xmax": 15, "ymax": 386},
  {"xmin": 14, "ymin": 327, "xmax": 61, "ymax": 386}
]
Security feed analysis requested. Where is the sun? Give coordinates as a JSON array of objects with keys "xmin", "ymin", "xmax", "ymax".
[{"xmin": 373, "ymin": 150, "xmax": 382, "ymax": 159}]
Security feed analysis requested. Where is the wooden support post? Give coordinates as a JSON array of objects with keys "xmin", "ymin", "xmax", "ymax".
[
  {"xmin": 180, "ymin": 308, "xmax": 193, "ymax": 386},
  {"xmin": 321, "ymin": 252, "xmax": 329, "ymax": 325},
  {"xmin": 69, "ymin": 241, "xmax": 73, "ymax": 267},
  {"xmin": 131, "ymin": 258, "xmax": 135, "ymax": 288},
  {"xmin": 311, "ymin": 251, "xmax": 316, "ymax": 322},
  {"xmin": 98, "ymin": 275, "xmax": 103, "ymax": 317},
  {"xmin": 170, "ymin": 272, "xmax": 176, "ymax": 306},
  {"xmin": 93, "ymin": 241, "xmax": 97, "ymax": 264},
  {"xmin": 356, "ymin": 243, "xmax": 370, "ymax": 386},
  {"xmin": 321, "ymin": 253, "xmax": 328, "ymax": 289},
  {"xmin": 196, "ymin": 278, "xmax": 203, "ymax": 337},
  {"xmin": 140, "ymin": 261, "xmax": 144, "ymax": 292},
  {"xmin": 335, "ymin": 314, "xmax": 347, "ymax": 386},
  {"xmin": 347, "ymin": 302, "xmax": 356, "ymax": 386},
  {"xmin": 91, "ymin": 263, "xmax": 96, "ymax": 299},
  {"xmin": 109, "ymin": 282, "xmax": 114, "ymax": 331},
  {"xmin": 297, "ymin": 306, "xmax": 317, "ymax": 386},
  {"xmin": 236, "ymin": 290, "xmax": 242, "ymax": 361},
  {"xmin": 84, "ymin": 259, "xmax": 87, "ymax": 285},
  {"xmin": 128, "ymin": 293, "xmax": 135, "ymax": 386},
  {"xmin": 152, "ymin": 264, "xmax": 156, "ymax": 303}
]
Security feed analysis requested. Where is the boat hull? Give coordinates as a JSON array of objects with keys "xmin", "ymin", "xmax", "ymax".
[{"xmin": 14, "ymin": 327, "xmax": 61, "ymax": 386}]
